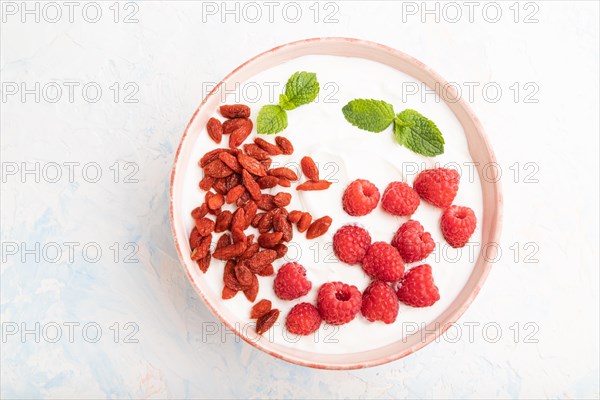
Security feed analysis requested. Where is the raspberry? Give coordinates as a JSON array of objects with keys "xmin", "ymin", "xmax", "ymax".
[
  {"xmin": 396, "ymin": 264, "xmax": 440, "ymax": 307},
  {"xmin": 342, "ymin": 179, "xmax": 380, "ymax": 216},
  {"xmin": 413, "ymin": 168, "xmax": 460, "ymax": 208},
  {"xmin": 361, "ymin": 281, "xmax": 399, "ymax": 324},
  {"xmin": 333, "ymin": 225, "xmax": 372, "ymax": 265},
  {"xmin": 362, "ymin": 242, "xmax": 405, "ymax": 282},
  {"xmin": 381, "ymin": 182, "xmax": 420, "ymax": 216},
  {"xmin": 440, "ymin": 205, "xmax": 476, "ymax": 248},
  {"xmin": 273, "ymin": 262, "xmax": 312, "ymax": 300},
  {"xmin": 286, "ymin": 302, "xmax": 321, "ymax": 335},
  {"xmin": 391, "ymin": 220, "xmax": 435, "ymax": 263},
  {"xmin": 317, "ymin": 282, "xmax": 362, "ymax": 325}
]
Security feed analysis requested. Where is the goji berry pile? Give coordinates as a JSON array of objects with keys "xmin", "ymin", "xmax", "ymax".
[{"xmin": 189, "ymin": 104, "xmax": 333, "ymax": 335}]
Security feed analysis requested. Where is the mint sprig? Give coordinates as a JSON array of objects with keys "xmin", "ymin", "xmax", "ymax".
[
  {"xmin": 257, "ymin": 105, "xmax": 288, "ymax": 134},
  {"xmin": 342, "ymin": 99, "xmax": 395, "ymax": 133},
  {"xmin": 394, "ymin": 109, "xmax": 444, "ymax": 156},
  {"xmin": 257, "ymin": 71, "xmax": 319, "ymax": 134},
  {"xmin": 342, "ymin": 99, "xmax": 445, "ymax": 157}
]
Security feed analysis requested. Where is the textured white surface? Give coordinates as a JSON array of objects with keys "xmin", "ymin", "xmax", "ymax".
[{"xmin": 1, "ymin": 1, "xmax": 599, "ymax": 399}]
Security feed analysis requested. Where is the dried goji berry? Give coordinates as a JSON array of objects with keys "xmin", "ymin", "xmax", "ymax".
[
  {"xmin": 258, "ymin": 232, "xmax": 283, "ymax": 249},
  {"xmin": 203, "ymin": 159, "xmax": 234, "ymax": 178},
  {"xmin": 238, "ymin": 153, "xmax": 266, "ymax": 177},
  {"xmin": 231, "ymin": 227, "xmax": 246, "ymax": 244},
  {"xmin": 273, "ymin": 213, "xmax": 293, "ymax": 242},
  {"xmin": 229, "ymin": 119, "xmax": 253, "ymax": 148},
  {"xmin": 257, "ymin": 263, "xmax": 275, "ymax": 276},
  {"xmin": 212, "ymin": 178, "xmax": 228, "ymax": 195},
  {"xmin": 273, "ymin": 243, "xmax": 288, "ymax": 259},
  {"xmin": 218, "ymin": 152, "xmax": 243, "ymax": 174},
  {"xmin": 306, "ymin": 216, "xmax": 333, "ymax": 239},
  {"xmin": 243, "ymin": 275, "xmax": 259, "ymax": 302},
  {"xmin": 213, "ymin": 241, "xmax": 246, "ymax": 260},
  {"xmin": 251, "ymin": 213, "xmax": 264, "ymax": 228},
  {"xmin": 197, "ymin": 253, "xmax": 211, "ymax": 273},
  {"xmin": 256, "ymin": 194, "xmax": 276, "ymax": 211},
  {"xmin": 243, "ymin": 144, "xmax": 270, "ymax": 160},
  {"xmin": 220, "ymin": 104, "xmax": 250, "ymax": 119},
  {"xmin": 256, "ymin": 309, "xmax": 279, "ymax": 334},
  {"xmin": 273, "ymin": 192, "xmax": 292, "ymax": 207},
  {"xmin": 223, "ymin": 118, "xmax": 249, "ymax": 134},
  {"xmin": 277, "ymin": 178, "xmax": 291, "ymax": 188},
  {"xmin": 224, "ymin": 173, "xmax": 241, "ymax": 191},
  {"xmin": 234, "ymin": 262, "xmax": 254, "ymax": 287},
  {"xmin": 247, "ymin": 249, "xmax": 277, "ymax": 272},
  {"xmin": 225, "ymin": 185, "xmax": 245, "ymax": 204},
  {"xmin": 287, "ymin": 210, "xmax": 303, "ymax": 224},
  {"xmin": 195, "ymin": 217, "xmax": 214, "ymax": 236},
  {"xmin": 191, "ymin": 204, "xmax": 209, "ymax": 220},
  {"xmin": 242, "ymin": 170, "xmax": 261, "ymax": 201},
  {"xmin": 189, "ymin": 227, "xmax": 202, "ymax": 249},
  {"xmin": 297, "ymin": 212, "xmax": 312, "ymax": 233},
  {"xmin": 242, "ymin": 200, "xmax": 258, "ymax": 229},
  {"xmin": 191, "ymin": 234, "xmax": 212, "ymax": 260},
  {"xmin": 223, "ymin": 260, "xmax": 242, "ymax": 290},
  {"xmin": 296, "ymin": 180, "xmax": 332, "ymax": 191},
  {"xmin": 275, "ymin": 136, "xmax": 294, "ymax": 155},
  {"xmin": 206, "ymin": 117, "xmax": 223, "ymax": 144},
  {"xmin": 231, "ymin": 208, "xmax": 246, "ymax": 232},
  {"xmin": 198, "ymin": 175, "xmax": 215, "ymax": 191},
  {"xmin": 257, "ymin": 210, "xmax": 275, "ymax": 233},
  {"xmin": 215, "ymin": 210, "xmax": 233, "ymax": 232},
  {"xmin": 268, "ymin": 167, "xmax": 298, "ymax": 181},
  {"xmin": 240, "ymin": 243, "xmax": 260, "ymax": 260},
  {"xmin": 260, "ymin": 158, "xmax": 273, "ymax": 170},
  {"xmin": 300, "ymin": 156, "xmax": 319, "ymax": 182},
  {"xmin": 207, "ymin": 193, "xmax": 224, "ymax": 210},
  {"xmin": 257, "ymin": 176, "xmax": 279, "ymax": 189},
  {"xmin": 215, "ymin": 233, "xmax": 231, "ymax": 250},
  {"xmin": 254, "ymin": 138, "xmax": 282, "ymax": 155},
  {"xmin": 199, "ymin": 148, "xmax": 227, "ymax": 167},
  {"xmin": 222, "ymin": 286, "xmax": 237, "ymax": 299},
  {"xmin": 250, "ymin": 299, "xmax": 272, "ymax": 319}
]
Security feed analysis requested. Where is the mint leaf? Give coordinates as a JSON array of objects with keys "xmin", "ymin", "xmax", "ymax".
[
  {"xmin": 342, "ymin": 99, "xmax": 395, "ymax": 133},
  {"xmin": 257, "ymin": 105, "xmax": 288, "ymax": 134},
  {"xmin": 279, "ymin": 94, "xmax": 296, "ymax": 111},
  {"xmin": 284, "ymin": 71, "xmax": 319, "ymax": 108},
  {"xmin": 394, "ymin": 109, "xmax": 444, "ymax": 156}
]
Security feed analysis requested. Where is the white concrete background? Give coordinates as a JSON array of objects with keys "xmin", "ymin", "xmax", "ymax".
[{"xmin": 1, "ymin": 1, "xmax": 599, "ymax": 398}]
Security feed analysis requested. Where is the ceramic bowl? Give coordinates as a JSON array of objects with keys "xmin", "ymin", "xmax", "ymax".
[{"xmin": 170, "ymin": 37, "xmax": 502, "ymax": 369}]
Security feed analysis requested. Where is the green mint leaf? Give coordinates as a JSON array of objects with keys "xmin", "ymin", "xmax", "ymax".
[
  {"xmin": 257, "ymin": 105, "xmax": 288, "ymax": 134},
  {"xmin": 284, "ymin": 71, "xmax": 319, "ymax": 108},
  {"xmin": 394, "ymin": 109, "xmax": 445, "ymax": 156},
  {"xmin": 279, "ymin": 94, "xmax": 296, "ymax": 111},
  {"xmin": 342, "ymin": 99, "xmax": 395, "ymax": 133}
]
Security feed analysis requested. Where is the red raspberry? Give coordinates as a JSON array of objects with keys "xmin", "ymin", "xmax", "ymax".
[
  {"xmin": 342, "ymin": 179, "xmax": 380, "ymax": 216},
  {"xmin": 361, "ymin": 281, "xmax": 399, "ymax": 324},
  {"xmin": 286, "ymin": 302, "xmax": 321, "ymax": 335},
  {"xmin": 381, "ymin": 182, "xmax": 420, "ymax": 216},
  {"xmin": 317, "ymin": 282, "xmax": 362, "ymax": 325},
  {"xmin": 440, "ymin": 205, "xmax": 476, "ymax": 248},
  {"xmin": 396, "ymin": 264, "xmax": 440, "ymax": 307},
  {"xmin": 333, "ymin": 225, "xmax": 372, "ymax": 265},
  {"xmin": 273, "ymin": 263, "xmax": 312, "ymax": 301},
  {"xmin": 391, "ymin": 220, "xmax": 435, "ymax": 263},
  {"xmin": 413, "ymin": 168, "xmax": 460, "ymax": 208},
  {"xmin": 362, "ymin": 242, "xmax": 405, "ymax": 282}
]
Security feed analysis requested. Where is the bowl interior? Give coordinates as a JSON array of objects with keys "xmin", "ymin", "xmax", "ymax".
[{"xmin": 170, "ymin": 38, "xmax": 502, "ymax": 369}]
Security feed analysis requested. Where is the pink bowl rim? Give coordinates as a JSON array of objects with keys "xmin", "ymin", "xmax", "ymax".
[{"xmin": 169, "ymin": 37, "xmax": 503, "ymax": 370}]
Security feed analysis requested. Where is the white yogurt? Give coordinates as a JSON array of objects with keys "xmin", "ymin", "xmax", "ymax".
[{"xmin": 186, "ymin": 55, "xmax": 483, "ymax": 354}]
